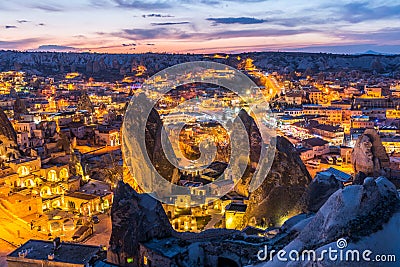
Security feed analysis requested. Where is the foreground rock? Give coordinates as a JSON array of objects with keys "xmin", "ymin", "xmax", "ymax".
[
  {"xmin": 243, "ymin": 136, "xmax": 312, "ymax": 227},
  {"xmin": 108, "ymin": 177, "xmax": 400, "ymax": 267},
  {"xmin": 258, "ymin": 177, "xmax": 400, "ymax": 267},
  {"xmin": 306, "ymin": 172, "xmax": 343, "ymax": 213},
  {"xmin": 108, "ymin": 181, "xmax": 173, "ymax": 266}
]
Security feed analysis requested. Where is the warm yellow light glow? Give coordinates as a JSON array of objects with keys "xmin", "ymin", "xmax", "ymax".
[
  {"xmin": 143, "ymin": 256, "xmax": 148, "ymax": 265},
  {"xmin": 226, "ymin": 216, "xmax": 234, "ymax": 228}
]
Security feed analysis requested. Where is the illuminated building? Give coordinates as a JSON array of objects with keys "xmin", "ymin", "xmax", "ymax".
[
  {"xmin": 379, "ymin": 125, "xmax": 399, "ymax": 136},
  {"xmin": 381, "ymin": 137, "xmax": 400, "ymax": 153},
  {"xmin": 302, "ymin": 137, "xmax": 330, "ymax": 157},
  {"xmin": 94, "ymin": 127, "xmax": 121, "ymax": 146},
  {"xmin": 1, "ymin": 190, "xmax": 42, "ymax": 217},
  {"xmin": 342, "ymin": 109, "xmax": 362, "ymax": 121},
  {"xmin": 362, "ymin": 108, "xmax": 387, "ymax": 120},
  {"xmin": 350, "ymin": 115, "xmax": 375, "ymax": 130},
  {"xmin": 65, "ymin": 72, "xmax": 81, "ymax": 79},
  {"xmin": 225, "ymin": 203, "xmax": 247, "ymax": 229},
  {"xmin": 364, "ymin": 86, "xmax": 382, "ymax": 98},
  {"xmin": 386, "ymin": 109, "xmax": 400, "ymax": 119},
  {"xmin": 354, "ymin": 97, "xmax": 400, "ymax": 109},
  {"xmin": 63, "ymin": 192, "xmax": 103, "ymax": 216},
  {"xmin": 284, "ymin": 91, "xmax": 303, "ymax": 105},
  {"xmin": 310, "ymin": 124, "xmax": 344, "ymax": 145},
  {"xmin": 67, "ymin": 122, "xmax": 86, "ymax": 139},
  {"xmin": 297, "ymin": 147, "xmax": 314, "ymax": 161},
  {"xmin": 302, "ymin": 105, "xmax": 342, "ymax": 123},
  {"xmin": 306, "ymin": 87, "xmax": 324, "ymax": 104},
  {"xmin": 343, "ymin": 86, "xmax": 361, "ymax": 98},
  {"xmin": 139, "ymin": 237, "xmax": 184, "ymax": 267}
]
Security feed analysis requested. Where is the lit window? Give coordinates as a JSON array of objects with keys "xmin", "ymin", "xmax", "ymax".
[
  {"xmin": 48, "ymin": 170, "xmax": 57, "ymax": 181},
  {"xmin": 18, "ymin": 166, "xmax": 29, "ymax": 177}
]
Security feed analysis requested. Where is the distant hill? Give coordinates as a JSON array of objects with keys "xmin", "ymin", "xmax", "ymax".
[
  {"xmin": 0, "ymin": 50, "xmax": 399, "ymax": 80},
  {"xmin": 362, "ymin": 50, "xmax": 383, "ymax": 55},
  {"xmin": 356, "ymin": 50, "xmax": 395, "ymax": 56}
]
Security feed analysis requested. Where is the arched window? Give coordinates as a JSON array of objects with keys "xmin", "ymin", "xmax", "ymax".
[
  {"xmin": 25, "ymin": 179, "xmax": 34, "ymax": 188},
  {"xmin": 17, "ymin": 166, "xmax": 29, "ymax": 177},
  {"xmin": 59, "ymin": 168, "xmax": 68, "ymax": 180},
  {"xmin": 103, "ymin": 199, "xmax": 109, "ymax": 209},
  {"xmin": 40, "ymin": 186, "xmax": 52, "ymax": 197},
  {"xmin": 48, "ymin": 170, "xmax": 57, "ymax": 182}
]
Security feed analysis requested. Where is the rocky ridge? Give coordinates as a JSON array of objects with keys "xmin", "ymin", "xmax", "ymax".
[{"xmin": 1, "ymin": 51, "xmax": 400, "ymax": 80}]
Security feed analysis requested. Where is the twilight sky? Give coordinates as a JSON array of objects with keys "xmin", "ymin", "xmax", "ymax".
[{"xmin": 0, "ymin": 0, "xmax": 400, "ymax": 54}]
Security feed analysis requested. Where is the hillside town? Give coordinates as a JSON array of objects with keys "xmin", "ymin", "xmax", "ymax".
[{"xmin": 0, "ymin": 51, "xmax": 399, "ymax": 266}]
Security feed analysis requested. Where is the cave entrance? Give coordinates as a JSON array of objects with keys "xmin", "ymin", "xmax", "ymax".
[{"xmin": 217, "ymin": 257, "xmax": 239, "ymax": 267}]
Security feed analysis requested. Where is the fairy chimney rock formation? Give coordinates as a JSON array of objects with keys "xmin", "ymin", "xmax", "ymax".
[{"xmin": 352, "ymin": 129, "xmax": 389, "ymax": 178}]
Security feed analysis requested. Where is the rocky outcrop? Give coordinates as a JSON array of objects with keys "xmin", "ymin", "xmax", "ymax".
[
  {"xmin": 259, "ymin": 177, "xmax": 400, "ymax": 267},
  {"xmin": 237, "ymin": 109, "xmax": 262, "ymax": 165},
  {"xmin": 108, "ymin": 181, "xmax": 173, "ymax": 266},
  {"xmin": 300, "ymin": 177, "xmax": 398, "ymax": 245},
  {"xmin": 122, "ymin": 93, "xmax": 179, "ymax": 193},
  {"xmin": 306, "ymin": 172, "xmax": 343, "ymax": 212},
  {"xmin": 0, "ymin": 107, "xmax": 20, "ymax": 160},
  {"xmin": 145, "ymin": 107, "xmax": 178, "ymax": 181},
  {"xmin": 243, "ymin": 136, "xmax": 312, "ymax": 227},
  {"xmin": 0, "ymin": 107, "xmax": 17, "ymax": 144},
  {"xmin": 352, "ymin": 129, "xmax": 389, "ymax": 178},
  {"xmin": 231, "ymin": 109, "xmax": 263, "ymax": 197}
]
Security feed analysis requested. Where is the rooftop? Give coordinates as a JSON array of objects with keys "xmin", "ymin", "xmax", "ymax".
[
  {"xmin": 303, "ymin": 137, "xmax": 328, "ymax": 147},
  {"xmin": 226, "ymin": 203, "xmax": 247, "ymax": 212},
  {"xmin": 141, "ymin": 237, "xmax": 185, "ymax": 259},
  {"xmin": 313, "ymin": 124, "xmax": 343, "ymax": 132},
  {"xmin": 79, "ymin": 179, "xmax": 112, "ymax": 196},
  {"xmin": 296, "ymin": 147, "xmax": 312, "ymax": 153},
  {"xmin": 66, "ymin": 192, "xmax": 98, "ymax": 201},
  {"xmin": 322, "ymin": 167, "xmax": 352, "ymax": 182},
  {"xmin": 7, "ymin": 239, "xmax": 101, "ymax": 265}
]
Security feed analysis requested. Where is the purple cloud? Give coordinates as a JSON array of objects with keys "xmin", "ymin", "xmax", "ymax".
[
  {"xmin": 207, "ymin": 17, "xmax": 267, "ymax": 25},
  {"xmin": 151, "ymin": 22, "xmax": 190, "ymax": 26}
]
